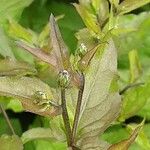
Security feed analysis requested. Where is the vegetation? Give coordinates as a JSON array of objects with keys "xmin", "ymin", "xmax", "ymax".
[{"xmin": 0, "ymin": 0, "xmax": 150, "ymax": 149}]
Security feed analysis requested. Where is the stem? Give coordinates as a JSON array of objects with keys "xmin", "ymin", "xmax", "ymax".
[
  {"xmin": 119, "ymin": 82, "xmax": 144, "ymax": 95},
  {"xmin": 61, "ymin": 88, "xmax": 72, "ymax": 147},
  {"xmin": 72, "ymin": 73, "xmax": 85, "ymax": 144},
  {"xmin": 0, "ymin": 104, "xmax": 15, "ymax": 135}
]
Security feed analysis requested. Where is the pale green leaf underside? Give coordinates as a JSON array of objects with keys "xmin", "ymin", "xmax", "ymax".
[
  {"xmin": 76, "ymin": 40, "xmax": 121, "ymax": 149},
  {"xmin": 21, "ymin": 127, "xmax": 65, "ymax": 144},
  {"xmin": 0, "ymin": 76, "xmax": 60, "ymax": 117},
  {"xmin": 0, "ymin": 58, "xmax": 37, "ymax": 76}
]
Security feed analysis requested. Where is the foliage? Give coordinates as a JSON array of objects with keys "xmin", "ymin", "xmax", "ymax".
[{"xmin": 0, "ymin": 0, "xmax": 150, "ymax": 150}]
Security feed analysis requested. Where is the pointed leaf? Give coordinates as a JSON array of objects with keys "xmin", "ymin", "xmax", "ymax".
[
  {"xmin": 50, "ymin": 14, "xmax": 70, "ymax": 71},
  {"xmin": 17, "ymin": 41, "xmax": 57, "ymax": 68},
  {"xmin": 0, "ymin": 76, "xmax": 61, "ymax": 117},
  {"xmin": 0, "ymin": 134, "xmax": 23, "ymax": 150},
  {"xmin": 74, "ymin": 4, "xmax": 101, "ymax": 34},
  {"xmin": 38, "ymin": 15, "xmax": 64, "ymax": 48},
  {"xmin": 118, "ymin": 0, "xmax": 150, "ymax": 15},
  {"xmin": 108, "ymin": 124, "xmax": 143, "ymax": 150},
  {"xmin": 76, "ymin": 40, "xmax": 121, "ymax": 149}
]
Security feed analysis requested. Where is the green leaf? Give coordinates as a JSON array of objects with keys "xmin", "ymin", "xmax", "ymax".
[
  {"xmin": 138, "ymin": 98, "xmax": 150, "ymax": 120},
  {"xmin": 128, "ymin": 50, "xmax": 142, "ymax": 83},
  {"xmin": 74, "ymin": 3, "xmax": 101, "ymax": 34},
  {"xmin": 8, "ymin": 19, "xmax": 37, "ymax": 44},
  {"xmin": 75, "ymin": 40, "xmax": 121, "ymax": 149},
  {"xmin": 119, "ymin": 78, "xmax": 150, "ymax": 121},
  {"xmin": 7, "ymin": 98, "xmax": 23, "ymax": 112},
  {"xmin": 0, "ymin": 28, "xmax": 15, "ymax": 58},
  {"xmin": 0, "ymin": 115, "xmax": 22, "ymax": 136},
  {"xmin": 21, "ymin": 127, "xmax": 65, "ymax": 144},
  {"xmin": 118, "ymin": 0, "xmax": 150, "ymax": 15},
  {"xmin": 108, "ymin": 123, "xmax": 143, "ymax": 150},
  {"xmin": 101, "ymin": 124, "xmax": 129, "ymax": 144},
  {"xmin": 0, "ymin": 0, "xmax": 33, "ymax": 26},
  {"xmin": 97, "ymin": 0, "xmax": 109, "ymax": 26},
  {"xmin": 0, "ymin": 76, "xmax": 61, "ymax": 117},
  {"xmin": 0, "ymin": 134, "xmax": 23, "ymax": 150},
  {"xmin": 27, "ymin": 139, "xmax": 66, "ymax": 150},
  {"xmin": 0, "ymin": 57, "xmax": 37, "ymax": 76},
  {"xmin": 115, "ymin": 12, "xmax": 150, "ymax": 69}
]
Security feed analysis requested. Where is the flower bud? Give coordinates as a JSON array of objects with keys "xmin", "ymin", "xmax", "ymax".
[
  {"xmin": 58, "ymin": 70, "xmax": 70, "ymax": 88},
  {"xmin": 77, "ymin": 43, "xmax": 87, "ymax": 57}
]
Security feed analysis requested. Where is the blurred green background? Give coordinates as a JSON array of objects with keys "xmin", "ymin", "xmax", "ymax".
[{"xmin": 0, "ymin": 0, "xmax": 150, "ymax": 149}]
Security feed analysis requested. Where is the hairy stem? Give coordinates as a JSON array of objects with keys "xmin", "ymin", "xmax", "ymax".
[
  {"xmin": 61, "ymin": 88, "xmax": 72, "ymax": 147},
  {"xmin": 0, "ymin": 104, "xmax": 15, "ymax": 135},
  {"xmin": 119, "ymin": 82, "xmax": 145, "ymax": 95},
  {"xmin": 72, "ymin": 73, "xmax": 85, "ymax": 144}
]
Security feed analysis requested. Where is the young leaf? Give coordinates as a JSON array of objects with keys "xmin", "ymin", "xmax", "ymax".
[
  {"xmin": 38, "ymin": 14, "xmax": 64, "ymax": 48},
  {"xmin": 50, "ymin": 14, "xmax": 70, "ymax": 71},
  {"xmin": 119, "ymin": 79, "xmax": 150, "ymax": 121},
  {"xmin": 75, "ymin": 40, "xmax": 121, "ymax": 149},
  {"xmin": 21, "ymin": 127, "xmax": 65, "ymax": 144},
  {"xmin": 0, "ymin": 134, "xmax": 23, "ymax": 150},
  {"xmin": 0, "ymin": 76, "xmax": 61, "ymax": 117},
  {"xmin": 17, "ymin": 41, "xmax": 57, "ymax": 68},
  {"xmin": 8, "ymin": 19, "xmax": 37, "ymax": 44},
  {"xmin": 50, "ymin": 14, "xmax": 80, "ymax": 87},
  {"xmin": 97, "ymin": 0, "xmax": 109, "ymax": 26},
  {"xmin": 74, "ymin": 3, "xmax": 101, "ymax": 34},
  {"xmin": 108, "ymin": 123, "xmax": 143, "ymax": 150},
  {"xmin": 128, "ymin": 50, "xmax": 142, "ymax": 83},
  {"xmin": 0, "ymin": 28, "xmax": 15, "ymax": 58},
  {"xmin": 117, "ymin": 0, "xmax": 150, "ymax": 15},
  {"xmin": 0, "ymin": 57, "xmax": 37, "ymax": 76},
  {"xmin": 0, "ymin": 0, "xmax": 33, "ymax": 25}
]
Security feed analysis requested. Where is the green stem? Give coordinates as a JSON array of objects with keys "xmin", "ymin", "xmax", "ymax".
[
  {"xmin": 72, "ymin": 73, "xmax": 85, "ymax": 144},
  {"xmin": 0, "ymin": 104, "xmax": 15, "ymax": 135},
  {"xmin": 61, "ymin": 88, "xmax": 72, "ymax": 147}
]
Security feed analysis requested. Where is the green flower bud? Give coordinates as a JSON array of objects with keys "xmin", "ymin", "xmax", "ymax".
[
  {"xmin": 58, "ymin": 70, "xmax": 70, "ymax": 88},
  {"xmin": 77, "ymin": 43, "xmax": 87, "ymax": 57}
]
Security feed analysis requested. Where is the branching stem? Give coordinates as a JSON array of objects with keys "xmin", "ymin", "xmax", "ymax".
[
  {"xmin": 72, "ymin": 73, "xmax": 85, "ymax": 144},
  {"xmin": 0, "ymin": 104, "xmax": 15, "ymax": 135}
]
